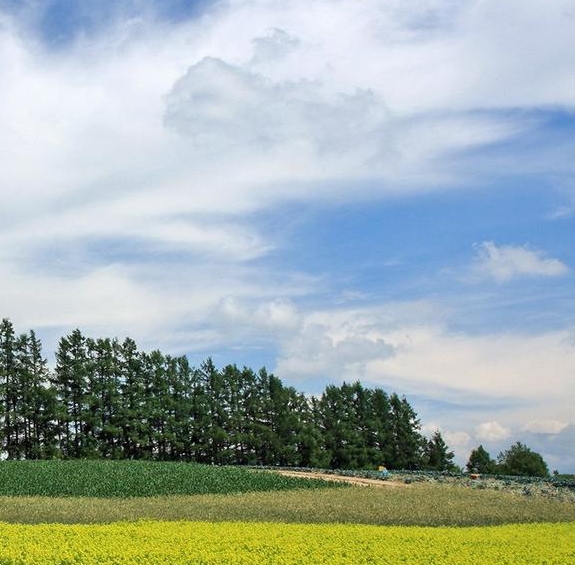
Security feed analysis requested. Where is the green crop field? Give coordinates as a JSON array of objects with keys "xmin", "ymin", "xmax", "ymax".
[
  {"xmin": 0, "ymin": 460, "xmax": 342, "ymax": 497},
  {"xmin": 0, "ymin": 462, "xmax": 573, "ymax": 564}
]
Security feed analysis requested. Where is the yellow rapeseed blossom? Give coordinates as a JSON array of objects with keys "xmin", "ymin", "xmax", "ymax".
[{"xmin": 0, "ymin": 521, "xmax": 572, "ymax": 564}]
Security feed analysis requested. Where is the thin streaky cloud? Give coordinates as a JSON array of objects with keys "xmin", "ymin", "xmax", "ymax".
[{"xmin": 470, "ymin": 242, "xmax": 569, "ymax": 283}]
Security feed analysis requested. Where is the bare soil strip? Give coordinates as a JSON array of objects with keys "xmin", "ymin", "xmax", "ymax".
[{"xmin": 273, "ymin": 470, "xmax": 409, "ymax": 488}]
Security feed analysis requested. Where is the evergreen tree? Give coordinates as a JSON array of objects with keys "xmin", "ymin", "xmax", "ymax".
[
  {"xmin": 466, "ymin": 444, "xmax": 495, "ymax": 474},
  {"xmin": 265, "ymin": 375, "xmax": 302, "ymax": 466},
  {"xmin": 423, "ymin": 430, "xmax": 455, "ymax": 471},
  {"xmin": 295, "ymin": 395, "xmax": 328, "ymax": 467},
  {"xmin": 15, "ymin": 331, "xmax": 57, "ymax": 459},
  {"xmin": 140, "ymin": 350, "xmax": 171, "ymax": 460},
  {"xmin": 317, "ymin": 384, "xmax": 347, "ymax": 468},
  {"xmin": 116, "ymin": 338, "xmax": 142, "ymax": 458},
  {"xmin": 199, "ymin": 358, "xmax": 229, "ymax": 464},
  {"xmin": 233, "ymin": 366, "xmax": 270, "ymax": 465},
  {"xmin": 163, "ymin": 355, "xmax": 194, "ymax": 460},
  {"xmin": 221, "ymin": 364, "xmax": 258, "ymax": 465},
  {"xmin": 317, "ymin": 382, "xmax": 374, "ymax": 469},
  {"xmin": 53, "ymin": 329, "xmax": 90, "ymax": 458},
  {"xmin": 85, "ymin": 338, "xmax": 123, "ymax": 458},
  {"xmin": 389, "ymin": 393, "xmax": 424, "ymax": 469},
  {"xmin": 252, "ymin": 367, "xmax": 279, "ymax": 465},
  {"xmin": 0, "ymin": 319, "xmax": 435, "ymax": 468},
  {"xmin": 0, "ymin": 319, "xmax": 18, "ymax": 459},
  {"xmin": 367, "ymin": 388, "xmax": 393, "ymax": 466}
]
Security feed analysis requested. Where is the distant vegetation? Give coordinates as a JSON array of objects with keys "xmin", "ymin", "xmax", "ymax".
[
  {"xmin": 0, "ymin": 318, "xmax": 454, "ymax": 471},
  {"xmin": 466, "ymin": 442, "xmax": 550, "ymax": 477}
]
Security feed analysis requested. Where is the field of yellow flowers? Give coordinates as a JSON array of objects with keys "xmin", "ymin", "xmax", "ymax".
[{"xmin": 0, "ymin": 520, "xmax": 572, "ymax": 565}]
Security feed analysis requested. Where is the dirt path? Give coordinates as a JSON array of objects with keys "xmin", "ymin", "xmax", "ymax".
[{"xmin": 274, "ymin": 470, "xmax": 409, "ymax": 488}]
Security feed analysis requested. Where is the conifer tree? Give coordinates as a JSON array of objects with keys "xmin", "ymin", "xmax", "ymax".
[
  {"xmin": 423, "ymin": 430, "xmax": 455, "ymax": 471},
  {"xmin": 117, "ymin": 337, "xmax": 146, "ymax": 459},
  {"xmin": 389, "ymin": 393, "xmax": 424, "ymax": 469},
  {"xmin": 15, "ymin": 331, "xmax": 56, "ymax": 459},
  {"xmin": 466, "ymin": 444, "xmax": 495, "ymax": 474},
  {"xmin": 53, "ymin": 329, "xmax": 90, "ymax": 458},
  {"xmin": 367, "ymin": 388, "xmax": 393, "ymax": 466},
  {"xmin": 0, "ymin": 319, "xmax": 436, "ymax": 469},
  {"xmin": 0, "ymin": 319, "xmax": 18, "ymax": 459},
  {"xmin": 200, "ymin": 358, "xmax": 230, "ymax": 464}
]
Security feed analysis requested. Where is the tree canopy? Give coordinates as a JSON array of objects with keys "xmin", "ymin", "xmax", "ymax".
[
  {"xmin": 496, "ymin": 442, "xmax": 549, "ymax": 477},
  {"xmin": 423, "ymin": 430, "xmax": 456, "ymax": 472},
  {"xmin": 466, "ymin": 442, "xmax": 550, "ymax": 477},
  {"xmin": 0, "ymin": 318, "xmax": 443, "ymax": 470},
  {"xmin": 466, "ymin": 444, "xmax": 495, "ymax": 474}
]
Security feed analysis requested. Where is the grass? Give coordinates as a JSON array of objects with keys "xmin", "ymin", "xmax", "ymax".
[
  {"xmin": 0, "ymin": 460, "xmax": 342, "ymax": 497},
  {"xmin": 1, "ymin": 482, "xmax": 574, "ymax": 525}
]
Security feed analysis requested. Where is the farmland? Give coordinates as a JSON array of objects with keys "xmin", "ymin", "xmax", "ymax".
[
  {"xmin": 0, "ymin": 460, "xmax": 340, "ymax": 497},
  {"xmin": 0, "ymin": 521, "xmax": 573, "ymax": 565},
  {"xmin": 0, "ymin": 461, "xmax": 572, "ymax": 564}
]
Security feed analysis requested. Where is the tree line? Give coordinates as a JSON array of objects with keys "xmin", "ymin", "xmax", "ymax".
[
  {"xmin": 466, "ymin": 443, "xmax": 549, "ymax": 477},
  {"xmin": 0, "ymin": 318, "xmax": 454, "ymax": 470}
]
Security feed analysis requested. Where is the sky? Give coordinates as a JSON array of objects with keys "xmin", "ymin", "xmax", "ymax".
[{"xmin": 0, "ymin": 0, "xmax": 574, "ymax": 471}]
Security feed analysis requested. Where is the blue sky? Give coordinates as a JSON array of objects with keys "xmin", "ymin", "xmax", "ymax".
[{"xmin": 1, "ymin": 0, "xmax": 574, "ymax": 470}]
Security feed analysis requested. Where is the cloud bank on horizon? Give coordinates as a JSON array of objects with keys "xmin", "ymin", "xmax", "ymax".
[{"xmin": 1, "ymin": 0, "xmax": 574, "ymax": 470}]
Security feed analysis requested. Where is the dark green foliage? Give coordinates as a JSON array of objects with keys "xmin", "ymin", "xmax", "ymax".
[
  {"xmin": 0, "ymin": 319, "xmax": 435, "ymax": 470},
  {"xmin": 496, "ymin": 442, "xmax": 550, "ymax": 477},
  {"xmin": 388, "ymin": 393, "xmax": 423, "ymax": 469},
  {"xmin": 1, "ymin": 321, "xmax": 57, "ymax": 460},
  {"xmin": 0, "ymin": 319, "xmax": 17, "ymax": 459},
  {"xmin": 0, "ymin": 460, "xmax": 344, "ymax": 497},
  {"xmin": 316, "ymin": 382, "xmax": 415, "ymax": 469},
  {"xmin": 423, "ymin": 431, "xmax": 456, "ymax": 471},
  {"xmin": 466, "ymin": 445, "xmax": 496, "ymax": 474}
]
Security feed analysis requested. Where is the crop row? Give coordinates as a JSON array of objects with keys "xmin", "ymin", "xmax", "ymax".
[
  {"xmin": 0, "ymin": 521, "xmax": 572, "ymax": 564},
  {"xmin": 254, "ymin": 465, "xmax": 575, "ymax": 491},
  {"xmin": 0, "ymin": 461, "xmax": 342, "ymax": 497}
]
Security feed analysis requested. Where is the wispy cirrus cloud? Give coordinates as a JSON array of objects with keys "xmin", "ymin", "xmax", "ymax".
[
  {"xmin": 470, "ymin": 242, "xmax": 569, "ymax": 283},
  {"xmin": 1, "ymin": 0, "xmax": 541, "ymax": 338},
  {"xmin": 522, "ymin": 420, "xmax": 569, "ymax": 435}
]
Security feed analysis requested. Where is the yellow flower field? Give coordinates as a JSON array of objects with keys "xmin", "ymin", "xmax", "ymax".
[{"xmin": 0, "ymin": 521, "xmax": 572, "ymax": 565}]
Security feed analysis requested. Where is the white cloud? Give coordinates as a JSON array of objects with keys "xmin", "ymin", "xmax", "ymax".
[
  {"xmin": 421, "ymin": 422, "xmax": 442, "ymax": 436},
  {"xmin": 475, "ymin": 421, "xmax": 511, "ymax": 442},
  {"xmin": 255, "ymin": 302, "xmax": 575, "ymax": 423},
  {"xmin": 522, "ymin": 420, "xmax": 569, "ymax": 435},
  {"xmin": 444, "ymin": 431, "xmax": 472, "ymax": 449},
  {"xmin": 470, "ymin": 242, "xmax": 569, "ymax": 282},
  {"xmin": 365, "ymin": 325, "xmax": 575, "ymax": 409},
  {"xmin": 421, "ymin": 424, "xmax": 471, "ymax": 450},
  {"xmin": 0, "ymin": 0, "xmax": 570, "ymax": 294},
  {"xmin": 246, "ymin": 298, "xmax": 574, "ymax": 465},
  {"xmin": 163, "ymin": 56, "xmax": 395, "ymax": 175},
  {"xmin": 3, "ymin": 0, "xmax": 562, "ymax": 234},
  {"xmin": 274, "ymin": 308, "xmax": 396, "ymax": 383}
]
